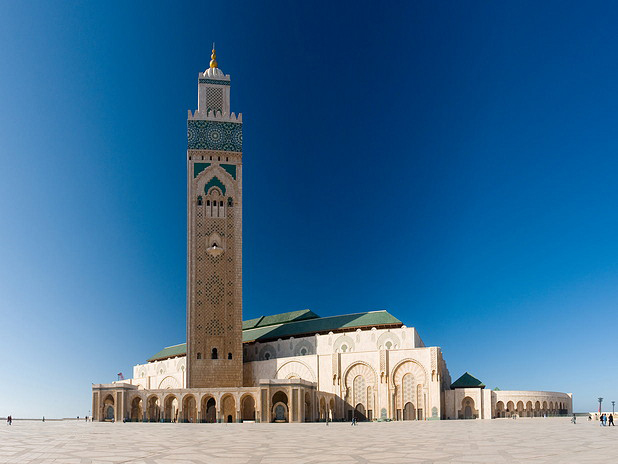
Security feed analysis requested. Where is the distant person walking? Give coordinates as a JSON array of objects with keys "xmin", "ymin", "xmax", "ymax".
[
  {"xmin": 571, "ymin": 414, "xmax": 576, "ymax": 424},
  {"xmin": 609, "ymin": 414, "xmax": 615, "ymax": 426}
]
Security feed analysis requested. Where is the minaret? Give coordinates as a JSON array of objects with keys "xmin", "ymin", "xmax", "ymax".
[{"xmin": 186, "ymin": 46, "xmax": 243, "ymax": 388}]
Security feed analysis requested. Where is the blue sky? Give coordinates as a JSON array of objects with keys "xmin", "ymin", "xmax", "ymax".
[{"xmin": 1, "ymin": 0, "xmax": 617, "ymax": 417}]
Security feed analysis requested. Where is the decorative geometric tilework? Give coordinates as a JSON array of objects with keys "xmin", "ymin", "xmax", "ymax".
[
  {"xmin": 206, "ymin": 87, "xmax": 223, "ymax": 112},
  {"xmin": 220, "ymin": 164, "xmax": 237, "ymax": 179},
  {"xmin": 353, "ymin": 375, "xmax": 366, "ymax": 405},
  {"xmin": 198, "ymin": 78, "xmax": 231, "ymax": 85},
  {"xmin": 187, "ymin": 120, "xmax": 242, "ymax": 152},
  {"xmin": 403, "ymin": 373, "xmax": 414, "ymax": 404},
  {"xmin": 193, "ymin": 162, "xmax": 211, "ymax": 178},
  {"xmin": 204, "ymin": 176, "xmax": 226, "ymax": 195}
]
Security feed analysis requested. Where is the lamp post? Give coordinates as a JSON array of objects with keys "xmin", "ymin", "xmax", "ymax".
[
  {"xmin": 598, "ymin": 397, "xmax": 603, "ymax": 414},
  {"xmin": 612, "ymin": 401, "xmax": 615, "ymax": 415}
]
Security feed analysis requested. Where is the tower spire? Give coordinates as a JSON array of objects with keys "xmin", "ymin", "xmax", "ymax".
[{"xmin": 210, "ymin": 43, "xmax": 218, "ymax": 69}]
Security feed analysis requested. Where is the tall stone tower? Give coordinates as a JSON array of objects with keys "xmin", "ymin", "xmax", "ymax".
[{"xmin": 186, "ymin": 47, "xmax": 243, "ymax": 388}]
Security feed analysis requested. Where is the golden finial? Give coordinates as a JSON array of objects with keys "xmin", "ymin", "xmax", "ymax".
[{"xmin": 210, "ymin": 42, "xmax": 218, "ymax": 69}]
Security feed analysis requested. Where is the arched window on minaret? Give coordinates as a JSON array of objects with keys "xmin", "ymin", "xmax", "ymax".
[
  {"xmin": 197, "ymin": 196, "xmax": 203, "ymax": 206},
  {"xmin": 211, "ymin": 348, "xmax": 218, "ymax": 359}
]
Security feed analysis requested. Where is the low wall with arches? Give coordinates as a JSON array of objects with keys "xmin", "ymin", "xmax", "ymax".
[{"xmin": 493, "ymin": 390, "xmax": 572, "ymax": 418}]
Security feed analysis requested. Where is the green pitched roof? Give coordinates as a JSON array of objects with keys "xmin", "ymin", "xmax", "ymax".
[
  {"xmin": 147, "ymin": 343, "xmax": 187, "ymax": 362},
  {"xmin": 242, "ymin": 310, "xmax": 401, "ymax": 343},
  {"xmin": 242, "ymin": 309, "xmax": 319, "ymax": 330},
  {"xmin": 451, "ymin": 372, "xmax": 485, "ymax": 389},
  {"xmin": 147, "ymin": 309, "xmax": 402, "ymax": 362}
]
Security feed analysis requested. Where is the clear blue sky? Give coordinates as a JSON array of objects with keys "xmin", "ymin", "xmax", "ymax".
[{"xmin": 1, "ymin": 0, "xmax": 617, "ymax": 417}]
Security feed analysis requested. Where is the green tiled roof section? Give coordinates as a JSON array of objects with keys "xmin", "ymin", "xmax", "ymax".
[
  {"xmin": 451, "ymin": 372, "xmax": 486, "ymax": 389},
  {"xmin": 221, "ymin": 164, "xmax": 237, "ymax": 179},
  {"xmin": 148, "ymin": 310, "xmax": 401, "ymax": 361},
  {"xmin": 204, "ymin": 176, "xmax": 226, "ymax": 195},
  {"xmin": 242, "ymin": 310, "xmax": 401, "ymax": 343},
  {"xmin": 255, "ymin": 309, "xmax": 319, "ymax": 328},
  {"xmin": 147, "ymin": 343, "xmax": 187, "ymax": 362},
  {"xmin": 242, "ymin": 316, "xmax": 264, "ymax": 330},
  {"xmin": 193, "ymin": 162, "xmax": 211, "ymax": 178}
]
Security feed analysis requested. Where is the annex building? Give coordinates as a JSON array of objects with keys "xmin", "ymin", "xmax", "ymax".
[{"xmin": 92, "ymin": 49, "xmax": 572, "ymax": 423}]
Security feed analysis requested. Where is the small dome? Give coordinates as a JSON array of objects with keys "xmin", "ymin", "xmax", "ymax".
[{"xmin": 203, "ymin": 67, "xmax": 224, "ymax": 78}]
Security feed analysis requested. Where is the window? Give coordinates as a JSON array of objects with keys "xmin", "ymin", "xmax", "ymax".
[
  {"xmin": 206, "ymin": 200, "xmax": 211, "ymax": 206},
  {"xmin": 219, "ymin": 200, "xmax": 223, "ymax": 207},
  {"xmin": 197, "ymin": 352, "xmax": 202, "ymax": 360},
  {"xmin": 300, "ymin": 347, "xmax": 307, "ymax": 356},
  {"xmin": 228, "ymin": 352, "xmax": 233, "ymax": 359},
  {"xmin": 211, "ymin": 348, "xmax": 218, "ymax": 359},
  {"xmin": 386, "ymin": 341, "xmax": 392, "ymax": 350},
  {"xmin": 227, "ymin": 198, "xmax": 233, "ymax": 207},
  {"xmin": 341, "ymin": 344, "xmax": 348, "ymax": 353},
  {"xmin": 197, "ymin": 196, "xmax": 203, "ymax": 206},
  {"xmin": 264, "ymin": 352, "xmax": 271, "ymax": 360}
]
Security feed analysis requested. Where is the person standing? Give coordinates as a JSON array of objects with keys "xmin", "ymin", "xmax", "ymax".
[{"xmin": 609, "ymin": 414, "xmax": 615, "ymax": 426}]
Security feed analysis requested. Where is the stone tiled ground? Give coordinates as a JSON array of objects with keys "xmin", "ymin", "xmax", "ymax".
[{"xmin": 0, "ymin": 418, "xmax": 614, "ymax": 463}]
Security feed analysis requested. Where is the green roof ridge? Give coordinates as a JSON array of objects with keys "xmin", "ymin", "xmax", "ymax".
[
  {"xmin": 147, "ymin": 309, "xmax": 402, "ymax": 362},
  {"xmin": 451, "ymin": 372, "xmax": 485, "ymax": 389}
]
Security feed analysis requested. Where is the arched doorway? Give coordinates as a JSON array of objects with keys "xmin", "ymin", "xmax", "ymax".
[
  {"xmin": 147, "ymin": 396, "xmax": 160, "ymax": 422},
  {"xmin": 304, "ymin": 392, "xmax": 312, "ymax": 422},
  {"xmin": 130, "ymin": 397, "xmax": 143, "ymax": 422},
  {"xmin": 272, "ymin": 391, "xmax": 289, "ymax": 422},
  {"xmin": 495, "ymin": 401, "xmax": 505, "ymax": 418},
  {"xmin": 526, "ymin": 401, "xmax": 533, "ymax": 417},
  {"xmin": 329, "ymin": 398, "xmax": 335, "ymax": 421},
  {"xmin": 319, "ymin": 397, "xmax": 326, "ymax": 421},
  {"xmin": 202, "ymin": 397, "xmax": 216, "ymax": 423},
  {"xmin": 164, "ymin": 395, "xmax": 179, "ymax": 423},
  {"xmin": 103, "ymin": 394, "xmax": 115, "ymax": 421},
  {"xmin": 403, "ymin": 402, "xmax": 416, "ymax": 420},
  {"xmin": 461, "ymin": 397, "xmax": 476, "ymax": 419},
  {"xmin": 241, "ymin": 395, "xmax": 255, "ymax": 422},
  {"xmin": 183, "ymin": 395, "xmax": 197, "ymax": 423},
  {"xmin": 354, "ymin": 403, "xmax": 367, "ymax": 421},
  {"xmin": 516, "ymin": 401, "xmax": 524, "ymax": 417},
  {"xmin": 221, "ymin": 394, "xmax": 236, "ymax": 423}
]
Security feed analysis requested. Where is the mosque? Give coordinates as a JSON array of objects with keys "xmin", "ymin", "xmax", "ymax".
[{"xmin": 91, "ymin": 49, "xmax": 572, "ymax": 423}]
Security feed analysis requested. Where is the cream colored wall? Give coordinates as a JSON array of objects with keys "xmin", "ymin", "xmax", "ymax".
[
  {"xmin": 124, "ymin": 357, "xmax": 186, "ymax": 390},
  {"xmin": 116, "ymin": 325, "xmax": 571, "ymax": 421},
  {"xmin": 493, "ymin": 390, "xmax": 572, "ymax": 415},
  {"xmin": 242, "ymin": 326, "xmax": 441, "ymax": 420}
]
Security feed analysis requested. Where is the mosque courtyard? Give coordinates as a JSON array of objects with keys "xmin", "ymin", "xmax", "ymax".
[{"xmin": 0, "ymin": 417, "xmax": 612, "ymax": 463}]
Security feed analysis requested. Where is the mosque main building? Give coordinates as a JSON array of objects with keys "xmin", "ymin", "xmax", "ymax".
[{"xmin": 91, "ymin": 50, "xmax": 572, "ymax": 423}]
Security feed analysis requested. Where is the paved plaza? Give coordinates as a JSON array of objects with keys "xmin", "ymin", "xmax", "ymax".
[{"xmin": 0, "ymin": 418, "xmax": 614, "ymax": 463}]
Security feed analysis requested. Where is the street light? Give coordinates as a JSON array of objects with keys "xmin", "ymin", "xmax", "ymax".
[
  {"xmin": 612, "ymin": 401, "xmax": 615, "ymax": 415},
  {"xmin": 598, "ymin": 397, "xmax": 603, "ymax": 414}
]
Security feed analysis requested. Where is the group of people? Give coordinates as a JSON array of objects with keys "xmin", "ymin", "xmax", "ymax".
[
  {"xmin": 6, "ymin": 415, "xmax": 12, "ymax": 425},
  {"xmin": 599, "ymin": 413, "xmax": 615, "ymax": 426}
]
